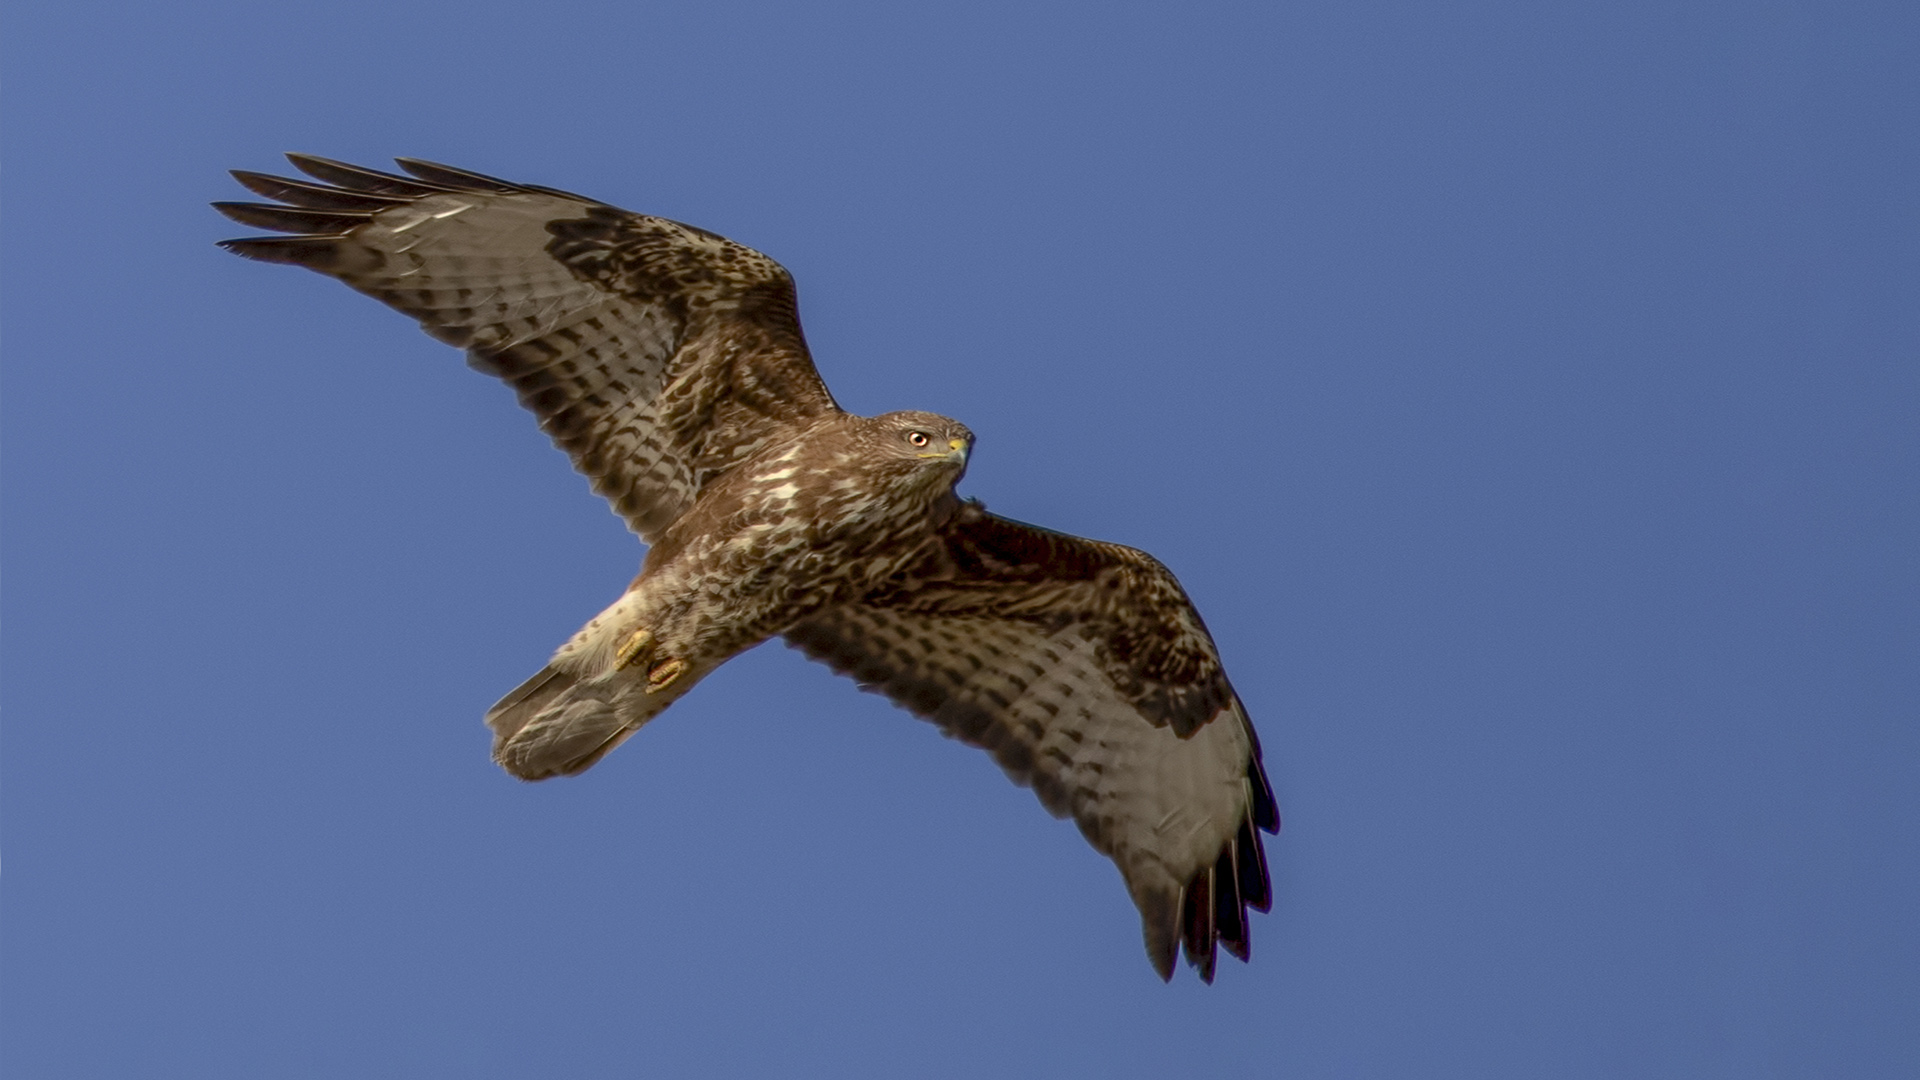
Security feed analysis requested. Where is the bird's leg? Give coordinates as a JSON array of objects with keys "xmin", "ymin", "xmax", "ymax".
[
  {"xmin": 552, "ymin": 589, "xmax": 680, "ymax": 683},
  {"xmin": 613, "ymin": 628, "xmax": 656, "ymax": 670},
  {"xmin": 557, "ymin": 562, "xmax": 727, "ymax": 693},
  {"xmin": 614, "ymin": 626, "xmax": 689, "ymax": 692},
  {"xmin": 602, "ymin": 604, "xmax": 691, "ymax": 692},
  {"xmin": 645, "ymin": 657, "xmax": 688, "ymax": 694}
]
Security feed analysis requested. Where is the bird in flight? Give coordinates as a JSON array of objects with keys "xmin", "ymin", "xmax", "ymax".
[{"xmin": 215, "ymin": 156, "xmax": 1279, "ymax": 981}]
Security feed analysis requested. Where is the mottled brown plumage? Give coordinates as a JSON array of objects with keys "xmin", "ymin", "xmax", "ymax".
[{"xmin": 215, "ymin": 156, "xmax": 1279, "ymax": 981}]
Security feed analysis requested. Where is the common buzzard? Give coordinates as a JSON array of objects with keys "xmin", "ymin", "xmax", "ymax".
[{"xmin": 215, "ymin": 156, "xmax": 1279, "ymax": 982}]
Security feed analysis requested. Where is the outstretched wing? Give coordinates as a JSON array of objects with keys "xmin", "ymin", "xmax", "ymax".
[
  {"xmin": 215, "ymin": 155, "xmax": 840, "ymax": 540},
  {"xmin": 783, "ymin": 503, "xmax": 1279, "ymax": 981}
]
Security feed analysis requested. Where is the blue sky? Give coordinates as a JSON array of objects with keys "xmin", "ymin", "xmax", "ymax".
[{"xmin": 4, "ymin": 1, "xmax": 1916, "ymax": 1076}]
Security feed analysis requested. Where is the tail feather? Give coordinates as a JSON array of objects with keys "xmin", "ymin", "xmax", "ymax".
[
  {"xmin": 484, "ymin": 659, "xmax": 710, "ymax": 780},
  {"xmin": 486, "ymin": 667, "xmax": 574, "ymax": 743},
  {"xmin": 485, "ymin": 666, "xmax": 636, "ymax": 780}
]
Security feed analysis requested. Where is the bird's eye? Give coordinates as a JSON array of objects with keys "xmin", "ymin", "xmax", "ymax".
[{"xmin": 907, "ymin": 431, "xmax": 930, "ymax": 447}]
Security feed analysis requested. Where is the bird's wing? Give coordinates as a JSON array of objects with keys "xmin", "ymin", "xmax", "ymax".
[
  {"xmin": 215, "ymin": 155, "xmax": 840, "ymax": 540},
  {"xmin": 783, "ymin": 503, "xmax": 1278, "ymax": 981}
]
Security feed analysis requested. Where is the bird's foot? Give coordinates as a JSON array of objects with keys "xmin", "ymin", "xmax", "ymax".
[
  {"xmin": 614, "ymin": 626, "xmax": 686, "ymax": 693},
  {"xmin": 645, "ymin": 658, "xmax": 688, "ymax": 694},
  {"xmin": 614, "ymin": 628, "xmax": 655, "ymax": 670}
]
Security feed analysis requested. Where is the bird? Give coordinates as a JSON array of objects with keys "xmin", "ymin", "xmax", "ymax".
[{"xmin": 214, "ymin": 155, "xmax": 1279, "ymax": 982}]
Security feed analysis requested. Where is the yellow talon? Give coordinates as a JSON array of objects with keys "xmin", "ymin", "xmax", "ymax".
[
  {"xmin": 614, "ymin": 628, "xmax": 655, "ymax": 670},
  {"xmin": 645, "ymin": 658, "xmax": 688, "ymax": 694}
]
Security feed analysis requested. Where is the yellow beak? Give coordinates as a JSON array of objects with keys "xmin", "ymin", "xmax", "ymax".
[{"xmin": 918, "ymin": 437, "xmax": 970, "ymax": 465}]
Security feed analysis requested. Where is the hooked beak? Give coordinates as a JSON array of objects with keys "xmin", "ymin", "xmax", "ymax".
[{"xmin": 918, "ymin": 436, "xmax": 970, "ymax": 467}]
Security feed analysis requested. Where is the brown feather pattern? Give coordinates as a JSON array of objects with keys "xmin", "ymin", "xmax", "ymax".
[
  {"xmin": 784, "ymin": 501, "xmax": 1279, "ymax": 980},
  {"xmin": 215, "ymin": 153, "xmax": 839, "ymax": 540},
  {"xmin": 216, "ymin": 157, "xmax": 1278, "ymax": 981}
]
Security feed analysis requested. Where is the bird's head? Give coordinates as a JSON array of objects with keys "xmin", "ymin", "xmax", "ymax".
[{"xmin": 867, "ymin": 410, "xmax": 974, "ymax": 487}]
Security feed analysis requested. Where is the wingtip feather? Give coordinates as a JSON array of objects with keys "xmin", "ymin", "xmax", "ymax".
[
  {"xmin": 214, "ymin": 235, "xmax": 341, "ymax": 266},
  {"xmin": 284, "ymin": 152, "xmax": 461, "ymax": 196},
  {"xmin": 1214, "ymin": 849, "xmax": 1250, "ymax": 962},
  {"xmin": 229, "ymin": 169, "xmax": 412, "ymax": 211},
  {"xmin": 393, "ymin": 157, "xmax": 527, "ymax": 192},
  {"xmin": 211, "ymin": 201, "xmax": 368, "ymax": 234},
  {"xmin": 1249, "ymin": 756, "xmax": 1280, "ymax": 834},
  {"xmin": 1237, "ymin": 815, "xmax": 1273, "ymax": 913},
  {"xmin": 1180, "ymin": 870, "xmax": 1219, "ymax": 983}
]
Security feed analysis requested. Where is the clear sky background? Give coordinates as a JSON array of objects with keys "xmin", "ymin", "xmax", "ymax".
[{"xmin": 4, "ymin": 1, "xmax": 1916, "ymax": 1076}]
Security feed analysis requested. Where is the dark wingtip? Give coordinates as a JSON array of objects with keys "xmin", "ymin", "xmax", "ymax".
[
  {"xmin": 1214, "ymin": 849, "xmax": 1250, "ymax": 963},
  {"xmin": 214, "ymin": 235, "xmax": 341, "ymax": 266},
  {"xmin": 1179, "ymin": 871, "xmax": 1219, "ymax": 983},
  {"xmin": 1164, "ymin": 817, "xmax": 1269, "ymax": 981},
  {"xmin": 1249, "ymin": 753, "xmax": 1280, "ymax": 834},
  {"xmin": 394, "ymin": 157, "xmax": 526, "ymax": 192},
  {"xmin": 1238, "ymin": 815, "xmax": 1273, "ymax": 913},
  {"xmin": 229, "ymin": 169, "xmax": 411, "ymax": 211},
  {"xmin": 285, "ymin": 152, "xmax": 461, "ymax": 196},
  {"xmin": 211, "ymin": 201, "xmax": 368, "ymax": 234}
]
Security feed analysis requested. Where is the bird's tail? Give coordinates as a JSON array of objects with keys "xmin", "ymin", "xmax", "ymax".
[{"xmin": 484, "ymin": 665, "xmax": 678, "ymax": 780}]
